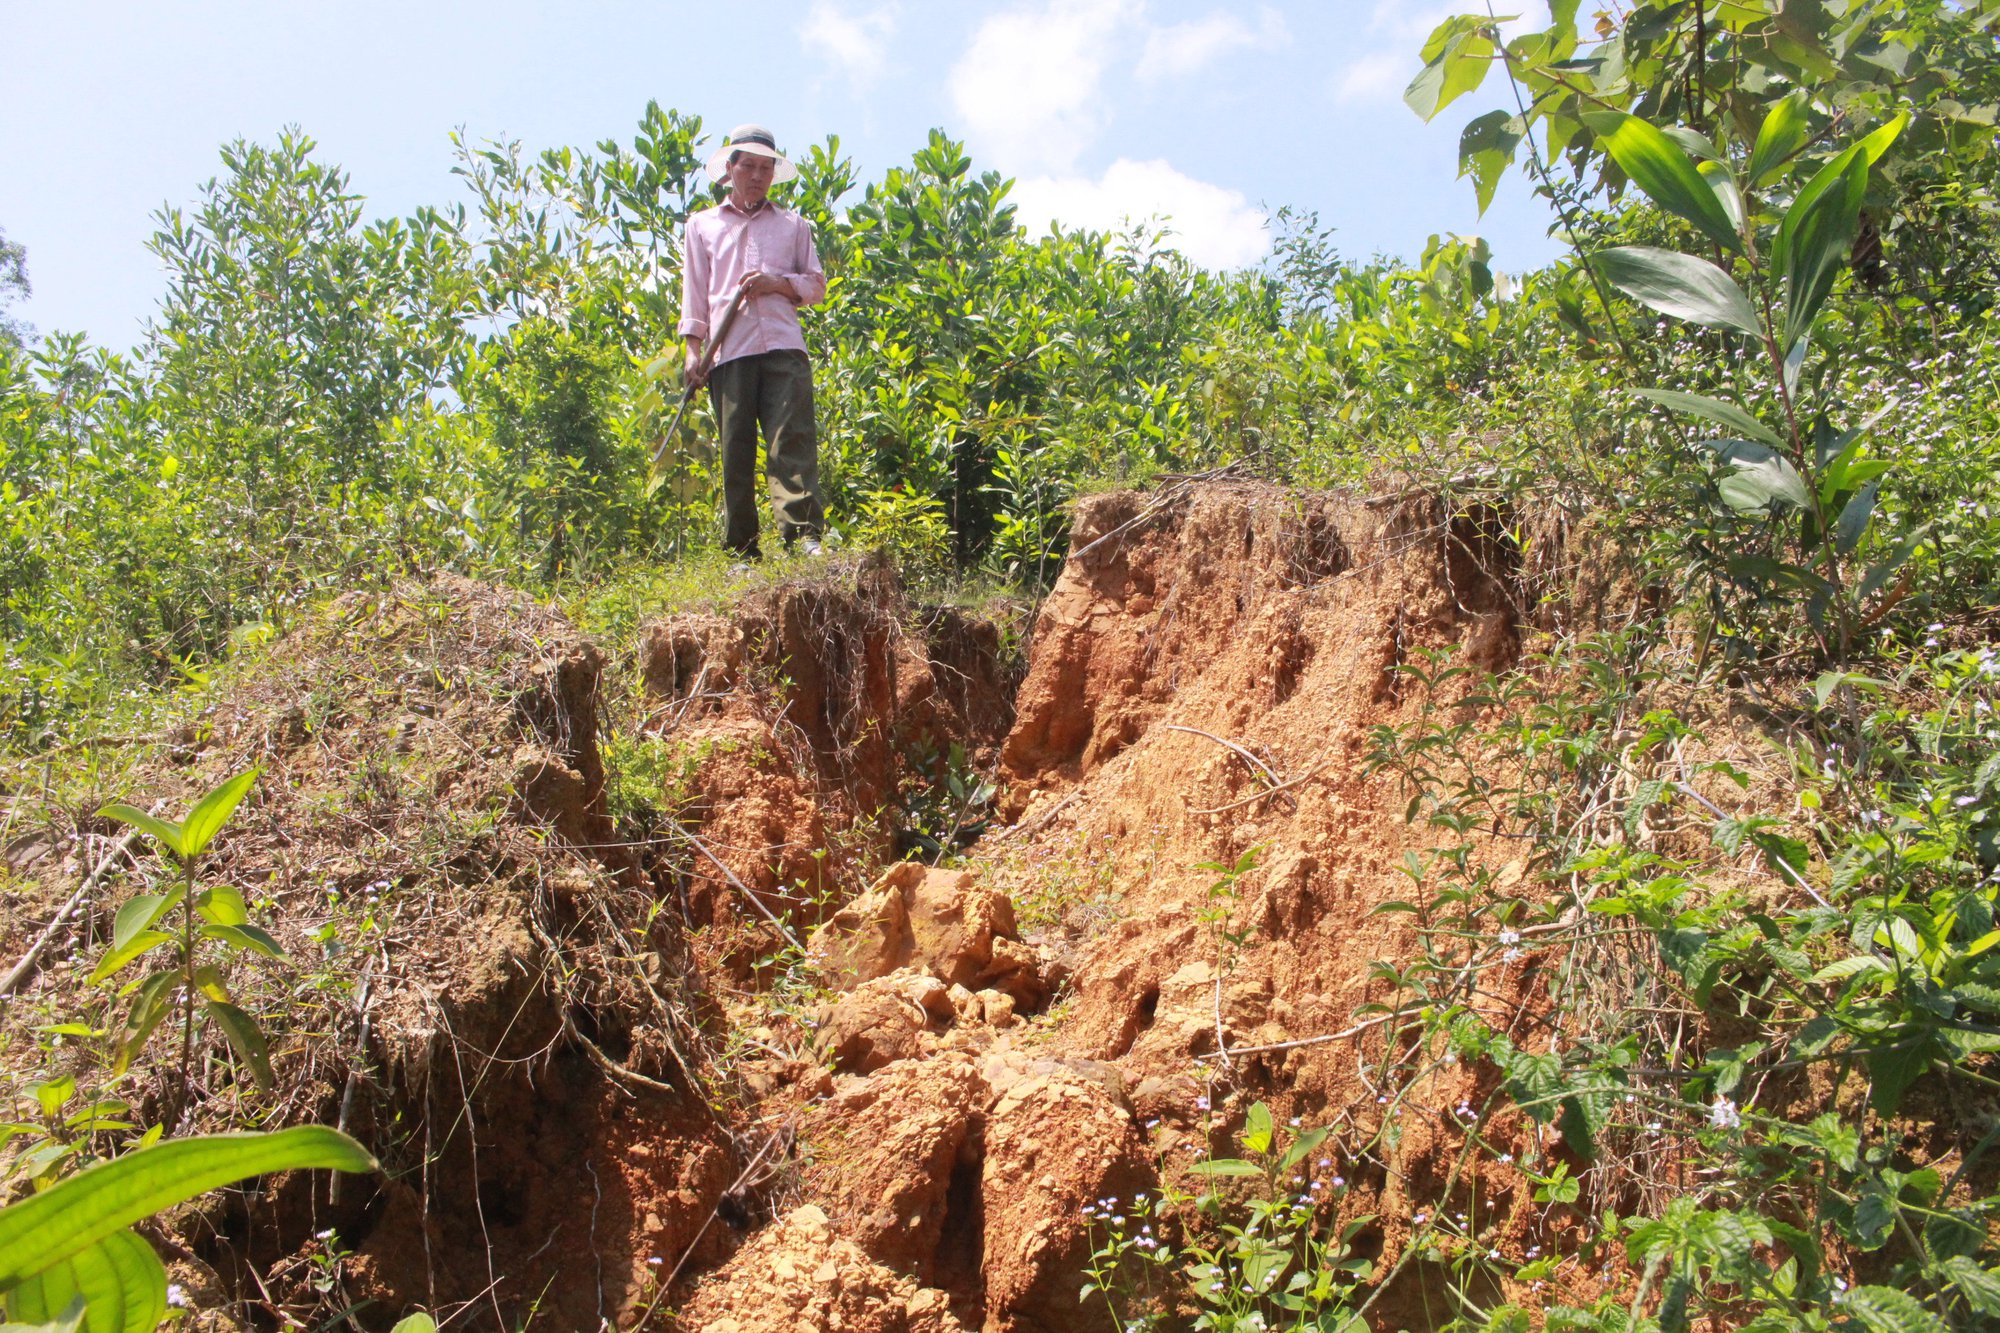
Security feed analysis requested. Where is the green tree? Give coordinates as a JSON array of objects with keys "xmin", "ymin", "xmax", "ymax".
[{"xmin": 0, "ymin": 225, "xmax": 31, "ymax": 347}]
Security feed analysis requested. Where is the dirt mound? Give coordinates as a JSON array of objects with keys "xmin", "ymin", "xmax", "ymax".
[
  {"xmin": 632, "ymin": 557, "xmax": 1022, "ymax": 979},
  {"xmin": 970, "ymin": 481, "xmax": 1541, "ymax": 1313},
  {"xmin": 1, "ymin": 577, "xmax": 733, "ymax": 1331},
  {"xmin": 795, "ymin": 1045, "xmax": 1151, "ymax": 1330},
  {"xmin": 5, "ymin": 480, "xmax": 1573, "ymax": 1329},
  {"xmin": 677, "ymin": 1205, "xmax": 967, "ymax": 1333}
]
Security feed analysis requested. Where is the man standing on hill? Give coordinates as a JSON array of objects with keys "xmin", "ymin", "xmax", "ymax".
[{"xmin": 679, "ymin": 124, "xmax": 829, "ymax": 560}]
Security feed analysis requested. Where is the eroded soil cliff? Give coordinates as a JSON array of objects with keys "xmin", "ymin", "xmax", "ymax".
[{"xmin": 2, "ymin": 481, "xmax": 1583, "ymax": 1331}]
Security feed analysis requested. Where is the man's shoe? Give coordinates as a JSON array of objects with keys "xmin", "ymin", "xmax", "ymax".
[{"xmin": 799, "ymin": 536, "xmax": 825, "ymax": 557}]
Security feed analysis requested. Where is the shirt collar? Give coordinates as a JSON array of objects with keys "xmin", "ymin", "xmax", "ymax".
[{"xmin": 721, "ymin": 194, "xmax": 774, "ymax": 218}]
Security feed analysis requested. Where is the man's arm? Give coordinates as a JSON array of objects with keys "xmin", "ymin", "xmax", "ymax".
[
  {"xmin": 678, "ymin": 217, "xmax": 713, "ymax": 385},
  {"xmin": 783, "ymin": 218, "xmax": 827, "ymax": 307}
]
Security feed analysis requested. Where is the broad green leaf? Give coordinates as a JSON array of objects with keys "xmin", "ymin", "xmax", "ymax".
[
  {"xmin": 109, "ymin": 973, "xmax": 178, "ymax": 1078},
  {"xmin": 1660, "ymin": 126, "xmax": 1719, "ymax": 161},
  {"xmin": 1184, "ymin": 1158, "xmax": 1262, "ymax": 1178},
  {"xmin": 86, "ymin": 933, "xmax": 172, "ymax": 987},
  {"xmin": 1590, "ymin": 114, "xmax": 1742, "ymax": 253},
  {"xmin": 1878, "ymin": 915, "xmax": 1924, "ymax": 961},
  {"xmin": 1459, "ymin": 110, "xmax": 1525, "ymax": 214},
  {"xmin": 0, "ymin": 1127, "xmax": 376, "ymax": 1289},
  {"xmin": 1866, "ymin": 1040, "xmax": 1929, "ymax": 1115},
  {"xmin": 1638, "ymin": 388, "xmax": 1784, "ymax": 448},
  {"xmin": 1835, "ymin": 482, "xmax": 1879, "ymax": 555},
  {"xmin": 1940, "ymin": 1257, "xmax": 2000, "ymax": 1316},
  {"xmin": 1241, "ymin": 1240, "xmax": 1292, "ymax": 1293},
  {"xmin": 33, "ymin": 1079, "xmax": 75, "ymax": 1120},
  {"xmin": 1842, "ymin": 1284, "xmax": 1947, "ymax": 1333},
  {"xmin": 1595, "ymin": 247, "xmax": 1762, "ymax": 337},
  {"xmin": 1860, "ymin": 529, "xmax": 1927, "ymax": 601},
  {"xmin": 1782, "ymin": 151, "xmax": 1869, "ymax": 353},
  {"xmin": 200, "ymin": 924, "xmax": 285, "ymax": 960},
  {"xmin": 0, "ymin": 1293, "xmax": 86, "ymax": 1331},
  {"xmin": 1279, "ymin": 1127, "xmax": 1331, "ymax": 1174},
  {"xmin": 203, "ymin": 1001, "xmax": 274, "ymax": 1094},
  {"xmin": 1405, "ymin": 17, "xmax": 1500, "ymax": 121},
  {"xmin": 1241, "ymin": 1102, "xmax": 1274, "ymax": 1155},
  {"xmin": 109, "ymin": 896, "xmax": 172, "ymax": 953},
  {"xmin": 2, "ymin": 1230, "xmax": 163, "ymax": 1333},
  {"xmin": 1717, "ymin": 448, "xmax": 1811, "ymax": 513},
  {"xmin": 1937, "ymin": 1027, "xmax": 2000, "ymax": 1058},
  {"xmin": 179, "ymin": 769, "xmax": 259, "ymax": 860},
  {"xmin": 1773, "ymin": 115, "xmax": 1908, "ymax": 333},
  {"xmin": 1700, "ymin": 162, "xmax": 1744, "ymax": 232},
  {"xmin": 194, "ymin": 886, "xmax": 249, "ymax": 928},
  {"xmin": 1746, "ymin": 90, "xmax": 1811, "ymax": 186},
  {"xmin": 190, "ymin": 965, "xmax": 231, "ymax": 1004},
  {"xmin": 94, "ymin": 807, "xmax": 183, "ymax": 862},
  {"xmin": 390, "ymin": 1318, "xmax": 440, "ymax": 1333}
]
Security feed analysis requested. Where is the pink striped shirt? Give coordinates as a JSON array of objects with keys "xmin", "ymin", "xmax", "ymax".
[{"xmin": 677, "ymin": 197, "xmax": 827, "ymax": 366}]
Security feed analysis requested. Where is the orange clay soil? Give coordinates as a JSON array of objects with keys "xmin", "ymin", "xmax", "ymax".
[{"xmin": 677, "ymin": 481, "xmax": 1603, "ymax": 1332}]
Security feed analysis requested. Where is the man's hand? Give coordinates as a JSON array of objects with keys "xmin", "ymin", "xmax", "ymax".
[
  {"xmin": 683, "ymin": 336, "xmax": 709, "ymax": 389},
  {"xmin": 738, "ymin": 269, "xmax": 792, "ymax": 300}
]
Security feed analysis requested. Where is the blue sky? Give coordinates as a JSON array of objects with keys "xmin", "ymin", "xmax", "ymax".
[{"xmin": 2, "ymin": 0, "xmax": 1565, "ymax": 350}]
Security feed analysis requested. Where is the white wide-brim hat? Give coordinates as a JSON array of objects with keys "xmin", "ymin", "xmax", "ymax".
[{"xmin": 706, "ymin": 124, "xmax": 799, "ymax": 184}]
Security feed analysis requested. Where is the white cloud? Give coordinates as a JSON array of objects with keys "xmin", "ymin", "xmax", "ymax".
[
  {"xmin": 1009, "ymin": 158, "xmax": 1269, "ymax": 270},
  {"xmin": 1135, "ymin": 7, "xmax": 1286, "ymax": 84},
  {"xmin": 949, "ymin": 0, "xmax": 1141, "ymax": 174},
  {"xmin": 802, "ymin": 1, "xmax": 898, "ymax": 88},
  {"xmin": 1332, "ymin": 51, "xmax": 1410, "ymax": 105}
]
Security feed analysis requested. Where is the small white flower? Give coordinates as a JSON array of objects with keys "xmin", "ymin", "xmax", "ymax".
[
  {"xmin": 1497, "ymin": 929, "xmax": 1521, "ymax": 947},
  {"xmin": 1709, "ymin": 1096, "xmax": 1742, "ymax": 1130},
  {"xmin": 166, "ymin": 1284, "xmax": 188, "ymax": 1309}
]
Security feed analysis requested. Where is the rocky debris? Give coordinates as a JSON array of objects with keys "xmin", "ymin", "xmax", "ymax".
[
  {"xmin": 677, "ymin": 1205, "xmax": 967, "ymax": 1333},
  {"xmin": 806, "ymin": 1054, "xmax": 989, "ymax": 1283},
  {"xmin": 815, "ymin": 969, "xmax": 956, "ymax": 1074},
  {"xmin": 798, "ymin": 1046, "xmax": 1152, "ymax": 1330},
  {"xmin": 978, "ymin": 1057, "xmax": 1151, "ymax": 1330},
  {"xmin": 812, "ymin": 862, "xmax": 1046, "ymax": 1010}
]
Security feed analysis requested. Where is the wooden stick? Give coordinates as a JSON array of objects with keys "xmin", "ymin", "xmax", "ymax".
[
  {"xmin": 1161, "ymin": 724, "xmax": 1285, "ymax": 789},
  {"xmin": 647, "ymin": 287, "xmax": 751, "ymax": 477},
  {"xmin": 1190, "ymin": 751, "xmax": 1332, "ymax": 816},
  {"xmin": 664, "ymin": 824, "xmax": 803, "ymax": 952},
  {"xmin": 0, "ymin": 803, "xmax": 163, "ymax": 998},
  {"xmin": 1194, "ymin": 1010, "xmax": 1407, "ymax": 1062}
]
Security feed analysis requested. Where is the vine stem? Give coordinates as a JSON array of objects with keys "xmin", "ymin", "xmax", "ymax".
[
  {"xmin": 1481, "ymin": 6, "xmax": 1641, "ymax": 366},
  {"xmin": 1754, "ymin": 281, "xmax": 1854, "ymax": 659},
  {"xmin": 175, "ymin": 852, "xmax": 198, "ymax": 1131}
]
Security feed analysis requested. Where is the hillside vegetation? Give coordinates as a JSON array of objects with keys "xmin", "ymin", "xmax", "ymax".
[{"xmin": 5, "ymin": 2, "xmax": 2000, "ymax": 1331}]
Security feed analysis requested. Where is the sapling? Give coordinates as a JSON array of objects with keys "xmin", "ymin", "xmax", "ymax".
[{"xmin": 93, "ymin": 769, "xmax": 284, "ymax": 1126}]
